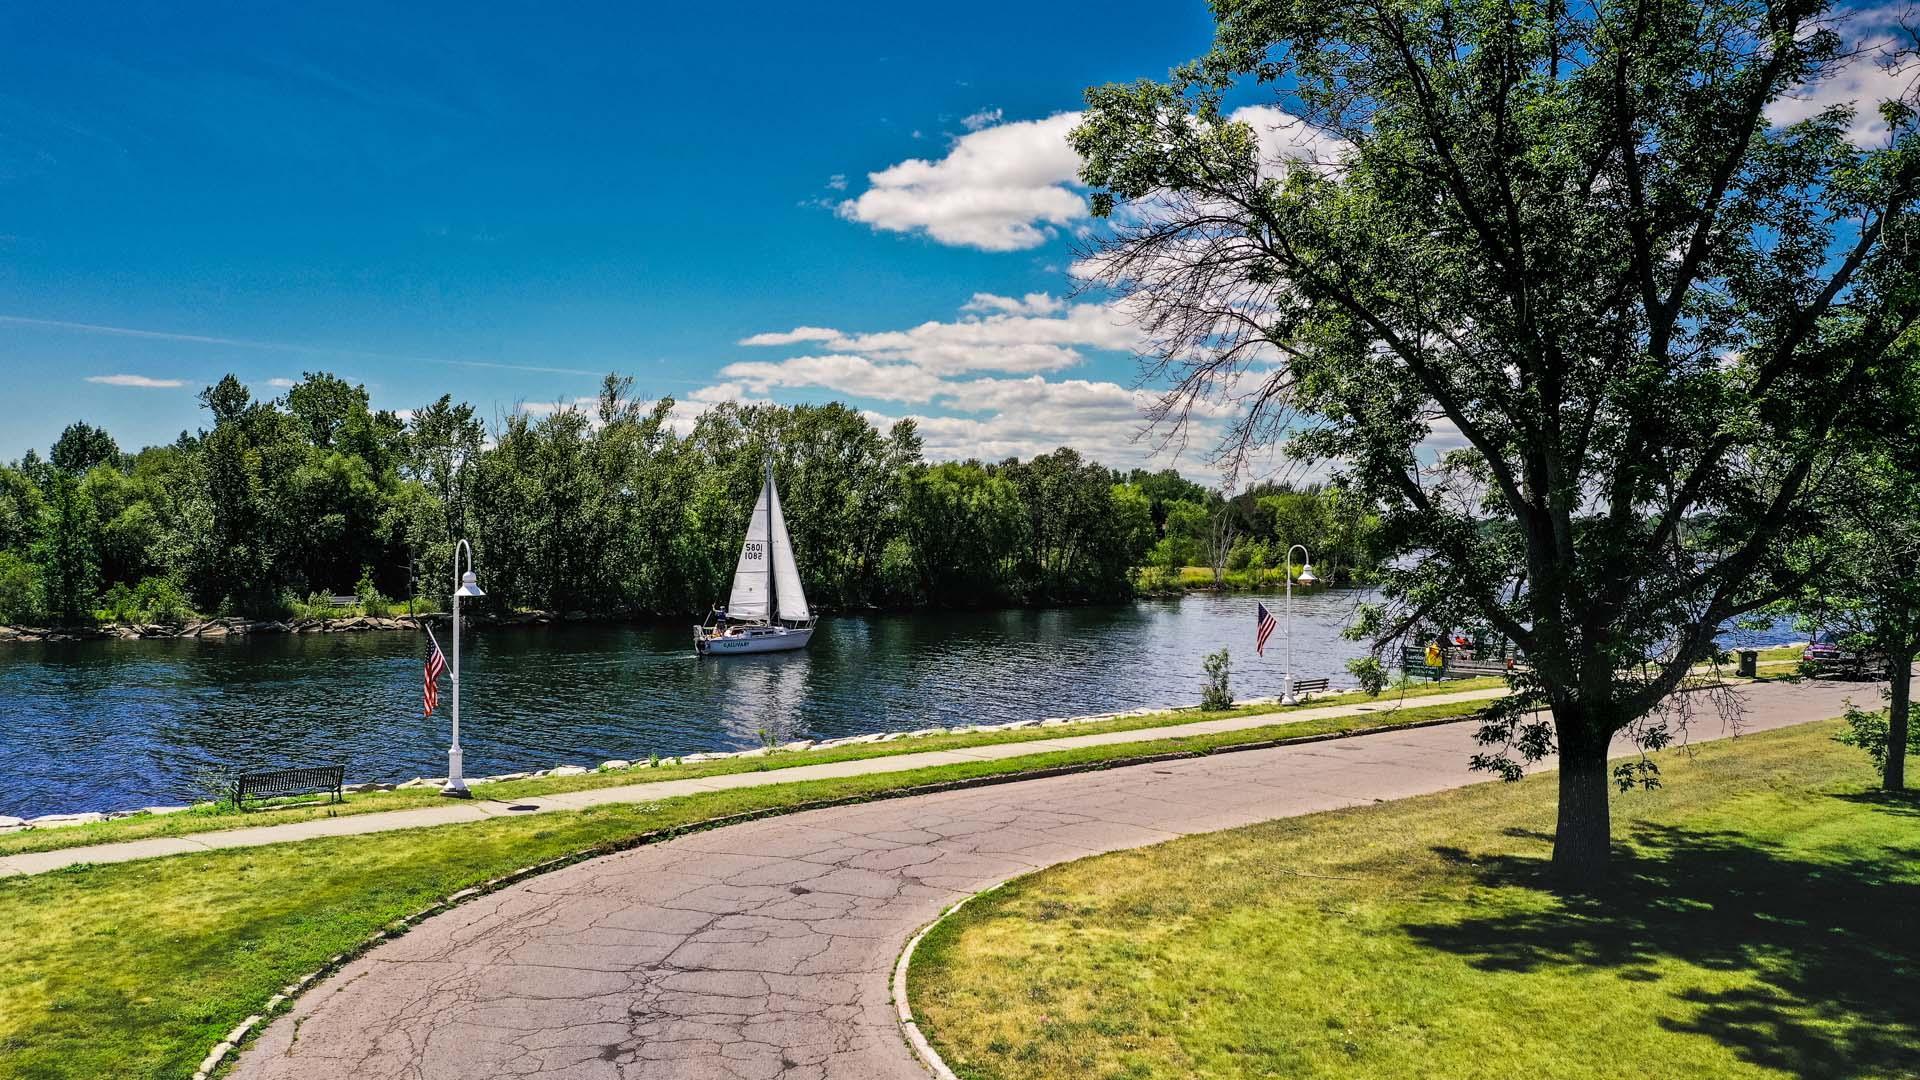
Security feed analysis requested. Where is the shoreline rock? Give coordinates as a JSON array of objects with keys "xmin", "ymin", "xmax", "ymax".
[{"xmin": 3, "ymin": 687, "xmax": 1361, "ymax": 828}]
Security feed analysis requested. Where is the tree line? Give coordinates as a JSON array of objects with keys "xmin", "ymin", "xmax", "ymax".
[{"xmin": 0, "ymin": 372, "xmax": 1382, "ymax": 626}]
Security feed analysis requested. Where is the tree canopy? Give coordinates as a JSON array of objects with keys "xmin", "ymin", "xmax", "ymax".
[
  {"xmin": 0, "ymin": 372, "xmax": 1219, "ymax": 625},
  {"xmin": 1074, "ymin": 0, "xmax": 1920, "ymax": 880}
]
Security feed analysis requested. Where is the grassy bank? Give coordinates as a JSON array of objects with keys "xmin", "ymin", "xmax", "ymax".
[
  {"xmin": 0, "ymin": 677, "xmax": 1509, "ymax": 858},
  {"xmin": 0, "ymin": 694, "xmax": 1523, "ymax": 1080},
  {"xmin": 1138, "ymin": 564, "xmax": 1324, "ymax": 592},
  {"xmin": 910, "ymin": 722, "xmax": 1919, "ymax": 1080}
]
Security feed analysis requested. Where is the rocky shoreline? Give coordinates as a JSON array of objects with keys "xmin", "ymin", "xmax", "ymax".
[
  {"xmin": 0, "ymin": 692, "xmax": 1317, "ymax": 836},
  {"xmin": 0, "ymin": 609, "xmax": 628, "ymax": 644}
]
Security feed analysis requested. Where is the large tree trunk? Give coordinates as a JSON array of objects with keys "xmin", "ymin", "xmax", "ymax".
[
  {"xmin": 1552, "ymin": 738, "xmax": 1613, "ymax": 887},
  {"xmin": 1887, "ymin": 642, "xmax": 1916, "ymax": 791}
]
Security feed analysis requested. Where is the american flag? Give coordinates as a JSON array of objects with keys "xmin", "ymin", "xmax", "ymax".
[
  {"xmin": 1256, "ymin": 603, "xmax": 1277, "ymax": 657},
  {"xmin": 423, "ymin": 634, "xmax": 448, "ymax": 716}
]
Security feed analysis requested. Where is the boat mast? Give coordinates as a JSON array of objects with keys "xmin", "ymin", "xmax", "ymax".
[{"xmin": 764, "ymin": 452, "xmax": 776, "ymax": 626}]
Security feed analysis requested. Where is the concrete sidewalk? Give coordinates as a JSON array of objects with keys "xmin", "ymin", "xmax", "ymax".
[
  {"xmin": 226, "ymin": 677, "xmax": 1863, "ymax": 1080},
  {"xmin": 0, "ymin": 684, "xmax": 1520, "ymax": 878}
]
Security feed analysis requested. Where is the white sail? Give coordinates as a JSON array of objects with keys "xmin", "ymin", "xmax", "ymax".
[
  {"xmin": 725, "ymin": 479, "xmax": 773, "ymax": 620},
  {"xmin": 768, "ymin": 477, "xmax": 809, "ymax": 622}
]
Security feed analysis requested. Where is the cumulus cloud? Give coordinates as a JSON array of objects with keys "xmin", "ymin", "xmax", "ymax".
[
  {"xmin": 86, "ymin": 374, "xmax": 184, "ymax": 388},
  {"xmin": 1768, "ymin": 18, "xmax": 1920, "ymax": 145},
  {"xmin": 266, "ymin": 377, "xmax": 295, "ymax": 388},
  {"xmin": 837, "ymin": 112, "xmax": 1087, "ymax": 251},
  {"xmin": 961, "ymin": 291, "xmax": 1067, "ymax": 316},
  {"xmin": 739, "ymin": 297, "xmax": 1137, "ymax": 376},
  {"xmin": 1228, "ymin": 105, "xmax": 1353, "ymax": 173},
  {"xmin": 836, "ymin": 105, "xmax": 1340, "ymax": 254},
  {"xmin": 720, "ymin": 354, "xmax": 949, "ymax": 404}
]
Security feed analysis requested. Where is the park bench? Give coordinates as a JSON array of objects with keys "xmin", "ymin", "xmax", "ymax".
[
  {"xmin": 231, "ymin": 765, "xmax": 345, "ymax": 808},
  {"xmin": 327, "ymin": 595, "xmax": 358, "ymax": 608},
  {"xmin": 1293, "ymin": 677, "xmax": 1331, "ymax": 696}
]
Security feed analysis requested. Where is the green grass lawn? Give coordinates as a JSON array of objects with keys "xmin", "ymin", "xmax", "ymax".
[
  {"xmin": 910, "ymin": 722, "xmax": 1919, "ymax": 1080},
  {"xmin": 0, "ymin": 677, "xmax": 1509, "ymax": 858},
  {"xmin": 0, "ymin": 694, "xmax": 1516, "ymax": 1080}
]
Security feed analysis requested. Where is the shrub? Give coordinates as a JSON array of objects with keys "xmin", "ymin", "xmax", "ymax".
[
  {"xmin": 1202, "ymin": 647, "xmax": 1233, "ymax": 711},
  {"xmin": 1225, "ymin": 541, "xmax": 1253, "ymax": 572},
  {"xmin": 1834, "ymin": 702, "xmax": 1920, "ymax": 769},
  {"xmin": 352, "ymin": 568, "xmax": 397, "ymax": 618},
  {"xmin": 0, "ymin": 551, "xmax": 41, "ymax": 623},
  {"xmin": 98, "ymin": 577, "xmax": 196, "ymax": 625}
]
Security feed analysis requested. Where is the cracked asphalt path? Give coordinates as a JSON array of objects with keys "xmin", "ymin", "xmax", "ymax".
[{"xmin": 230, "ymin": 678, "xmax": 1864, "ymax": 1080}]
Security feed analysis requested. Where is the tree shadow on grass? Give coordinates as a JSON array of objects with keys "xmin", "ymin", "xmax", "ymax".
[
  {"xmin": 1829, "ymin": 787, "xmax": 1920, "ymax": 819},
  {"xmin": 1409, "ymin": 819, "xmax": 1920, "ymax": 1077}
]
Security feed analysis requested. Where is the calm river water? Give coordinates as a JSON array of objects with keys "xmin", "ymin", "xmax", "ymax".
[{"xmin": 0, "ymin": 591, "xmax": 1800, "ymax": 817}]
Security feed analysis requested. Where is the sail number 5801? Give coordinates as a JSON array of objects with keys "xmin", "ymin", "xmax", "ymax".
[{"xmin": 743, "ymin": 542, "xmax": 763, "ymax": 561}]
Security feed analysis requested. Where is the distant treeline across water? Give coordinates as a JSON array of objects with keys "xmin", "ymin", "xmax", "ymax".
[{"xmin": 0, "ymin": 372, "xmax": 1381, "ymax": 625}]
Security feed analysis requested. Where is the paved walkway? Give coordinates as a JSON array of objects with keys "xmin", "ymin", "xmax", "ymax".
[
  {"xmin": 229, "ymin": 678, "xmax": 1864, "ymax": 1080},
  {"xmin": 0, "ymin": 684, "xmax": 1520, "ymax": 879}
]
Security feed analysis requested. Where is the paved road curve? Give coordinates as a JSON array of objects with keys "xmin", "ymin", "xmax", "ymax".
[{"xmin": 231, "ymin": 678, "xmax": 1866, "ymax": 1080}]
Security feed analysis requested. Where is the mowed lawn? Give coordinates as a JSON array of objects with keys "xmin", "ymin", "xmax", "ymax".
[
  {"xmin": 911, "ymin": 722, "xmax": 1920, "ymax": 1080},
  {"xmin": 0, "ymin": 695, "xmax": 1499, "ymax": 1080}
]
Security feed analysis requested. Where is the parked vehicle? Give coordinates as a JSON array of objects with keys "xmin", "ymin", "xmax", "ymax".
[{"xmin": 1801, "ymin": 631, "xmax": 1887, "ymax": 678}]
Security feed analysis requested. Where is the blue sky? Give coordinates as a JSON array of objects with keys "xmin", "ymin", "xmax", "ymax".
[
  {"xmin": 0, "ymin": 0, "xmax": 1232, "ymax": 469},
  {"xmin": 3, "ymin": 3, "xmax": 1894, "ymax": 474}
]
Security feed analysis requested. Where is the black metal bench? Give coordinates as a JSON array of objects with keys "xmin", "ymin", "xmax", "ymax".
[
  {"xmin": 1293, "ymin": 677, "xmax": 1331, "ymax": 696},
  {"xmin": 231, "ymin": 765, "xmax": 345, "ymax": 808}
]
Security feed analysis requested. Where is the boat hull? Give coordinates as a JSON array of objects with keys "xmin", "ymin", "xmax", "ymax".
[{"xmin": 694, "ymin": 626, "xmax": 814, "ymax": 656}]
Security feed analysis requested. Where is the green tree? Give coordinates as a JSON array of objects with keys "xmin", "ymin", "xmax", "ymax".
[
  {"xmin": 49, "ymin": 422, "xmax": 120, "ymax": 475},
  {"xmin": 1785, "ymin": 352, "xmax": 1920, "ymax": 789},
  {"xmin": 901, "ymin": 461, "xmax": 1029, "ymax": 605},
  {"xmin": 33, "ymin": 472, "xmax": 97, "ymax": 622},
  {"xmin": 1073, "ymin": 0, "xmax": 1919, "ymax": 881}
]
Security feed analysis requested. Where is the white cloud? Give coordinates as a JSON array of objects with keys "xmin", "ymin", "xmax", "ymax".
[
  {"xmin": 720, "ymin": 354, "xmax": 949, "ymax": 404},
  {"xmin": 737, "ymin": 326, "xmax": 842, "ymax": 347},
  {"xmin": 710, "ymin": 293, "xmax": 1242, "ymax": 471},
  {"xmin": 688, "ymin": 382, "xmax": 750, "ymax": 404},
  {"xmin": 266, "ymin": 377, "xmax": 295, "ymax": 388},
  {"xmin": 1768, "ymin": 24, "xmax": 1920, "ymax": 145},
  {"xmin": 960, "ymin": 107, "xmax": 1003, "ymax": 131},
  {"xmin": 85, "ymin": 374, "xmax": 184, "ymax": 388},
  {"xmin": 516, "ymin": 396, "xmax": 599, "ymax": 416},
  {"xmin": 837, "ymin": 112, "xmax": 1087, "ymax": 251},
  {"xmin": 739, "ymin": 298, "xmax": 1137, "ymax": 375},
  {"xmin": 826, "ymin": 173, "xmax": 848, "ymax": 191},
  {"xmin": 1228, "ymin": 105, "xmax": 1353, "ymax": 173},
  {"xmin": 836, "ymin": 104, "xmax": 1338, "ymax": 254},
  {"xmin": 961, "ymin": 291, "xmax": 1067, "ymax": 316}
]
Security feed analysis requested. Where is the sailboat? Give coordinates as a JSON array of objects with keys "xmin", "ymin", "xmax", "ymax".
[{"xmin": 694, "ymin": 458, "xmax": 815, "ymax": 656}]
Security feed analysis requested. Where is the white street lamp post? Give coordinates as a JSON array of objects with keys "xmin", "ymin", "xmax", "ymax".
[
  {"xmin": 1282, "ymin": 541, "xmax": 1313, "ymax": 703},
  {"xmin": 443, "ymin": 539, "xmax": 485, "ymax": 798}
]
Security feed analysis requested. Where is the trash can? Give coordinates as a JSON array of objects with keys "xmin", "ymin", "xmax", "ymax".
[{"xmin": 1736, "ymin": 649, "xmax": 1758, "ymax": 678}]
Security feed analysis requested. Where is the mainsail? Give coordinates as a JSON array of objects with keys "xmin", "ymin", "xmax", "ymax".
[
  {"xmin": 724, "ymin": 464, "xmax": 809, "ymax": 624},
  {"xmin": 725, "ymin": 479, "xmax": 773, "ymax": 620}
]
